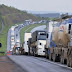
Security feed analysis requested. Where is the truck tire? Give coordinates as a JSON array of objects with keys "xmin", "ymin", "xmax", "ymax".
[
  {"xmin": 12, "ymin": 51, "xmax": 14, "ymax": 55},
  {"xmin": 67, "ymin": 59, "xmax": 70, "ymax": 67},
  {"xmin": 15, "ymin": 49, "xmax": 19, "ymax": 55},
  {"xmin": 33, "ymin": 50, "xmax": 37, "ymax": 57},
  {"xmin": 60, "ymin": 57, "xmax": 63, "ymax": 64},
  {"xmin": 45, "ymin": 49, "xmax": 48, "ymax": 59},
  {"xmin": 60, "ymin": 57, "xmax": 64, "ymax": 64},
  {"xmin": 21, "ymin": 50, "xmax": 24, "ymax": 55},
  {"xmin": 49, "ymin": 53, "xmax": 52, "ymax": 60},
  {"xmin": 28, "ymin": 47, "xmax": 31, "ymax": 55},
  {"xmin": 53, "ymin": 54, "xmax": 56, "ymax": 62},
  {"xmin": 34, "ymin": 52, "xmax": 36, "ymax": 57},
  {"xmin": 70, "ymin": 59, "xmax": 72, "ymax": 67},
  {"xmin": 12, "ymin": 49, "xmax": 15, "ymax": 55}
]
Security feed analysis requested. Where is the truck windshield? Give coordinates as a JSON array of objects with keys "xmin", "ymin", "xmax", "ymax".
[{"xmin": 38, "ymin": 34, "xmax": 46, "ymax": 40}]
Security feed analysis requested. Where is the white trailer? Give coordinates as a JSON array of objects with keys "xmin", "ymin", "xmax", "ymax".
[{"xmin": 24, "ymin": 33, "xmax": 31, "ymax": 54}]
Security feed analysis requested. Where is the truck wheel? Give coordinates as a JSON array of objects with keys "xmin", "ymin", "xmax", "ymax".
[
  {"xmin": 15, "ymin": 49, "xmax": 19, "ymax": 55},
  {"xmin": 49, "ymin": 53, "xmax": 52, "ymax": 60},
  {"xmin": 45, "ymin": 49, "xmax": 48, "ymax": 59},
  {"xmin": 28, "ymin": 47, "xmax": 30, "ymax": 55},
  {"xmin": 53, "ymin": 54, "xmax": 56, "ymax": 62},
  {"xmin": 70, "ymin": 59, "xmax": 72, "ymax": 67},
  {"xmin": 12, "ymin": 50, "xmax": 15, "ymax": 55},
  {"xmin": 12, "ymin": 51, "xmax": 14, "ymax": 55},
  {"xmin": 60, "ymin": 57, "xmax": 63, "ymax": 64},
  {"xmin": 34, "ymin": 53, "xmax": 36, "ymax": 57},
  {"xmin": 21, "ymin": 50, "xmax": 24, "ymax": 55},
  {"xmin": 60, "ymin": 57, "xmax": 64, "ymax": 64},
  {"xmin": 67, "ymin": 59, "xmax": 70, "ymax": 67}
]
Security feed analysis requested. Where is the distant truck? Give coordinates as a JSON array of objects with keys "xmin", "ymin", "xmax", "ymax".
[
  {"xmin": 10, "ymin": 26, "xmax": 15, "ymax": 51},
  {"xmin": 28, "ymin": 30, "xmax": 46, "ymax": 56},
  {"xmin": 12, "ymin": 40, "xmax": 20, "ymax": 55}
]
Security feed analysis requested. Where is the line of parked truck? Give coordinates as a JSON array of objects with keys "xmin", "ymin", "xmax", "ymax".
[{"xmin": 12, "ymin": 15, "xmax": 72, "ymax": 68}]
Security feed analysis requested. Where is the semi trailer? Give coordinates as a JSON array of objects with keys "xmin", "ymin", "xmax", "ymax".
[
  {"xmin": 45, "ymin": 17, "xmax": 72, "ymax": 67},
  {"xmin": 23, "ymin": 33, "xmax": 32, "ymax": 54}
]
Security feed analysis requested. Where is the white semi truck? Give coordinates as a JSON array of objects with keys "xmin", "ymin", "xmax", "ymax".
[{"xmin": 28, "ymin": 30, "xmax": 46, "ymax": 56}]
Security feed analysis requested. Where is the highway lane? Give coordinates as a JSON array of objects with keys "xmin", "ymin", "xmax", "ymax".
[
  {"xmin": 15, "ymin": 26, "xmax": 20, "ymax": 43},
  {"xmin": 30, "ymin": 25, "xmax": 46, "ymax": 33},
  {"xmin": 7, "ymin": 28, "xmax": 11, "ymax": 51},
  {"xmin": 8, "ymin": 55, "xmax": 72, "ymax": 72}
]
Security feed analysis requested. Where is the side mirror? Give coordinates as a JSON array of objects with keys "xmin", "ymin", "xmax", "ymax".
[{"xmin": 0, "ymin": 43, "xmax": 2, "ymax": 48}]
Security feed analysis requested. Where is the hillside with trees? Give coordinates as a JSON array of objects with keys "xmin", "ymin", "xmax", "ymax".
[{"xmin": 0, "ymin": 4, "xmax": 39, "ymax": 26}]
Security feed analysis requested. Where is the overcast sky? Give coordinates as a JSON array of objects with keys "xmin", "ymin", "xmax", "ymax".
[{"xmin": 0, "ymin": 0, "xmax": 72, "ymax": 13}]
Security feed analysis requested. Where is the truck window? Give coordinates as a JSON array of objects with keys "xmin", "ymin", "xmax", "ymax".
[{"xmin": 38, "ymin": 34, "xmax": 46, "ymax": 40}]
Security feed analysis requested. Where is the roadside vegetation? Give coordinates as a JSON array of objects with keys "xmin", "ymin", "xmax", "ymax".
[
  {"xmin": 0, "ymin": 24, "xmax": 14, "ymax": 54},
  {"xmin": 0, "ymin": 4, "xmax": 40, "ymax": 26},
  {"xmin": 0, "ymin": 13, "xmax": 3, "ymax": 30}
]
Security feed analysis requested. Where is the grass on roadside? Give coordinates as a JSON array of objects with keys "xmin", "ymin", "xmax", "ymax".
[{"xmin": 0, "ymin": 24, "xmax": 13, "ymax": 53}]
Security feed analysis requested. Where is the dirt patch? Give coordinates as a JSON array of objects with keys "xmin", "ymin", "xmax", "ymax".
[{"xmin": 0, "ymin": 56, "xmax": 24, "ymax": 72}]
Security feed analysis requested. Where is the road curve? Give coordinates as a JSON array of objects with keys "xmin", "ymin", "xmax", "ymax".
[{"xmin": 30, "ymin": 25, "xmax": 46, "ymax": 33}]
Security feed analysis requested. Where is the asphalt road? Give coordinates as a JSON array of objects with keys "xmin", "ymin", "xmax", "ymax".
[
  {"xmin": 14, "ymin": 26, "xmax": 20, "ymax": 43},
  {"xmin": 31, "ymin": 25, "xmax": 46, "ymax": 33},
  {"xmin": 8, "ymin": 55, "xmax": 72, "ymax": 72}
]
